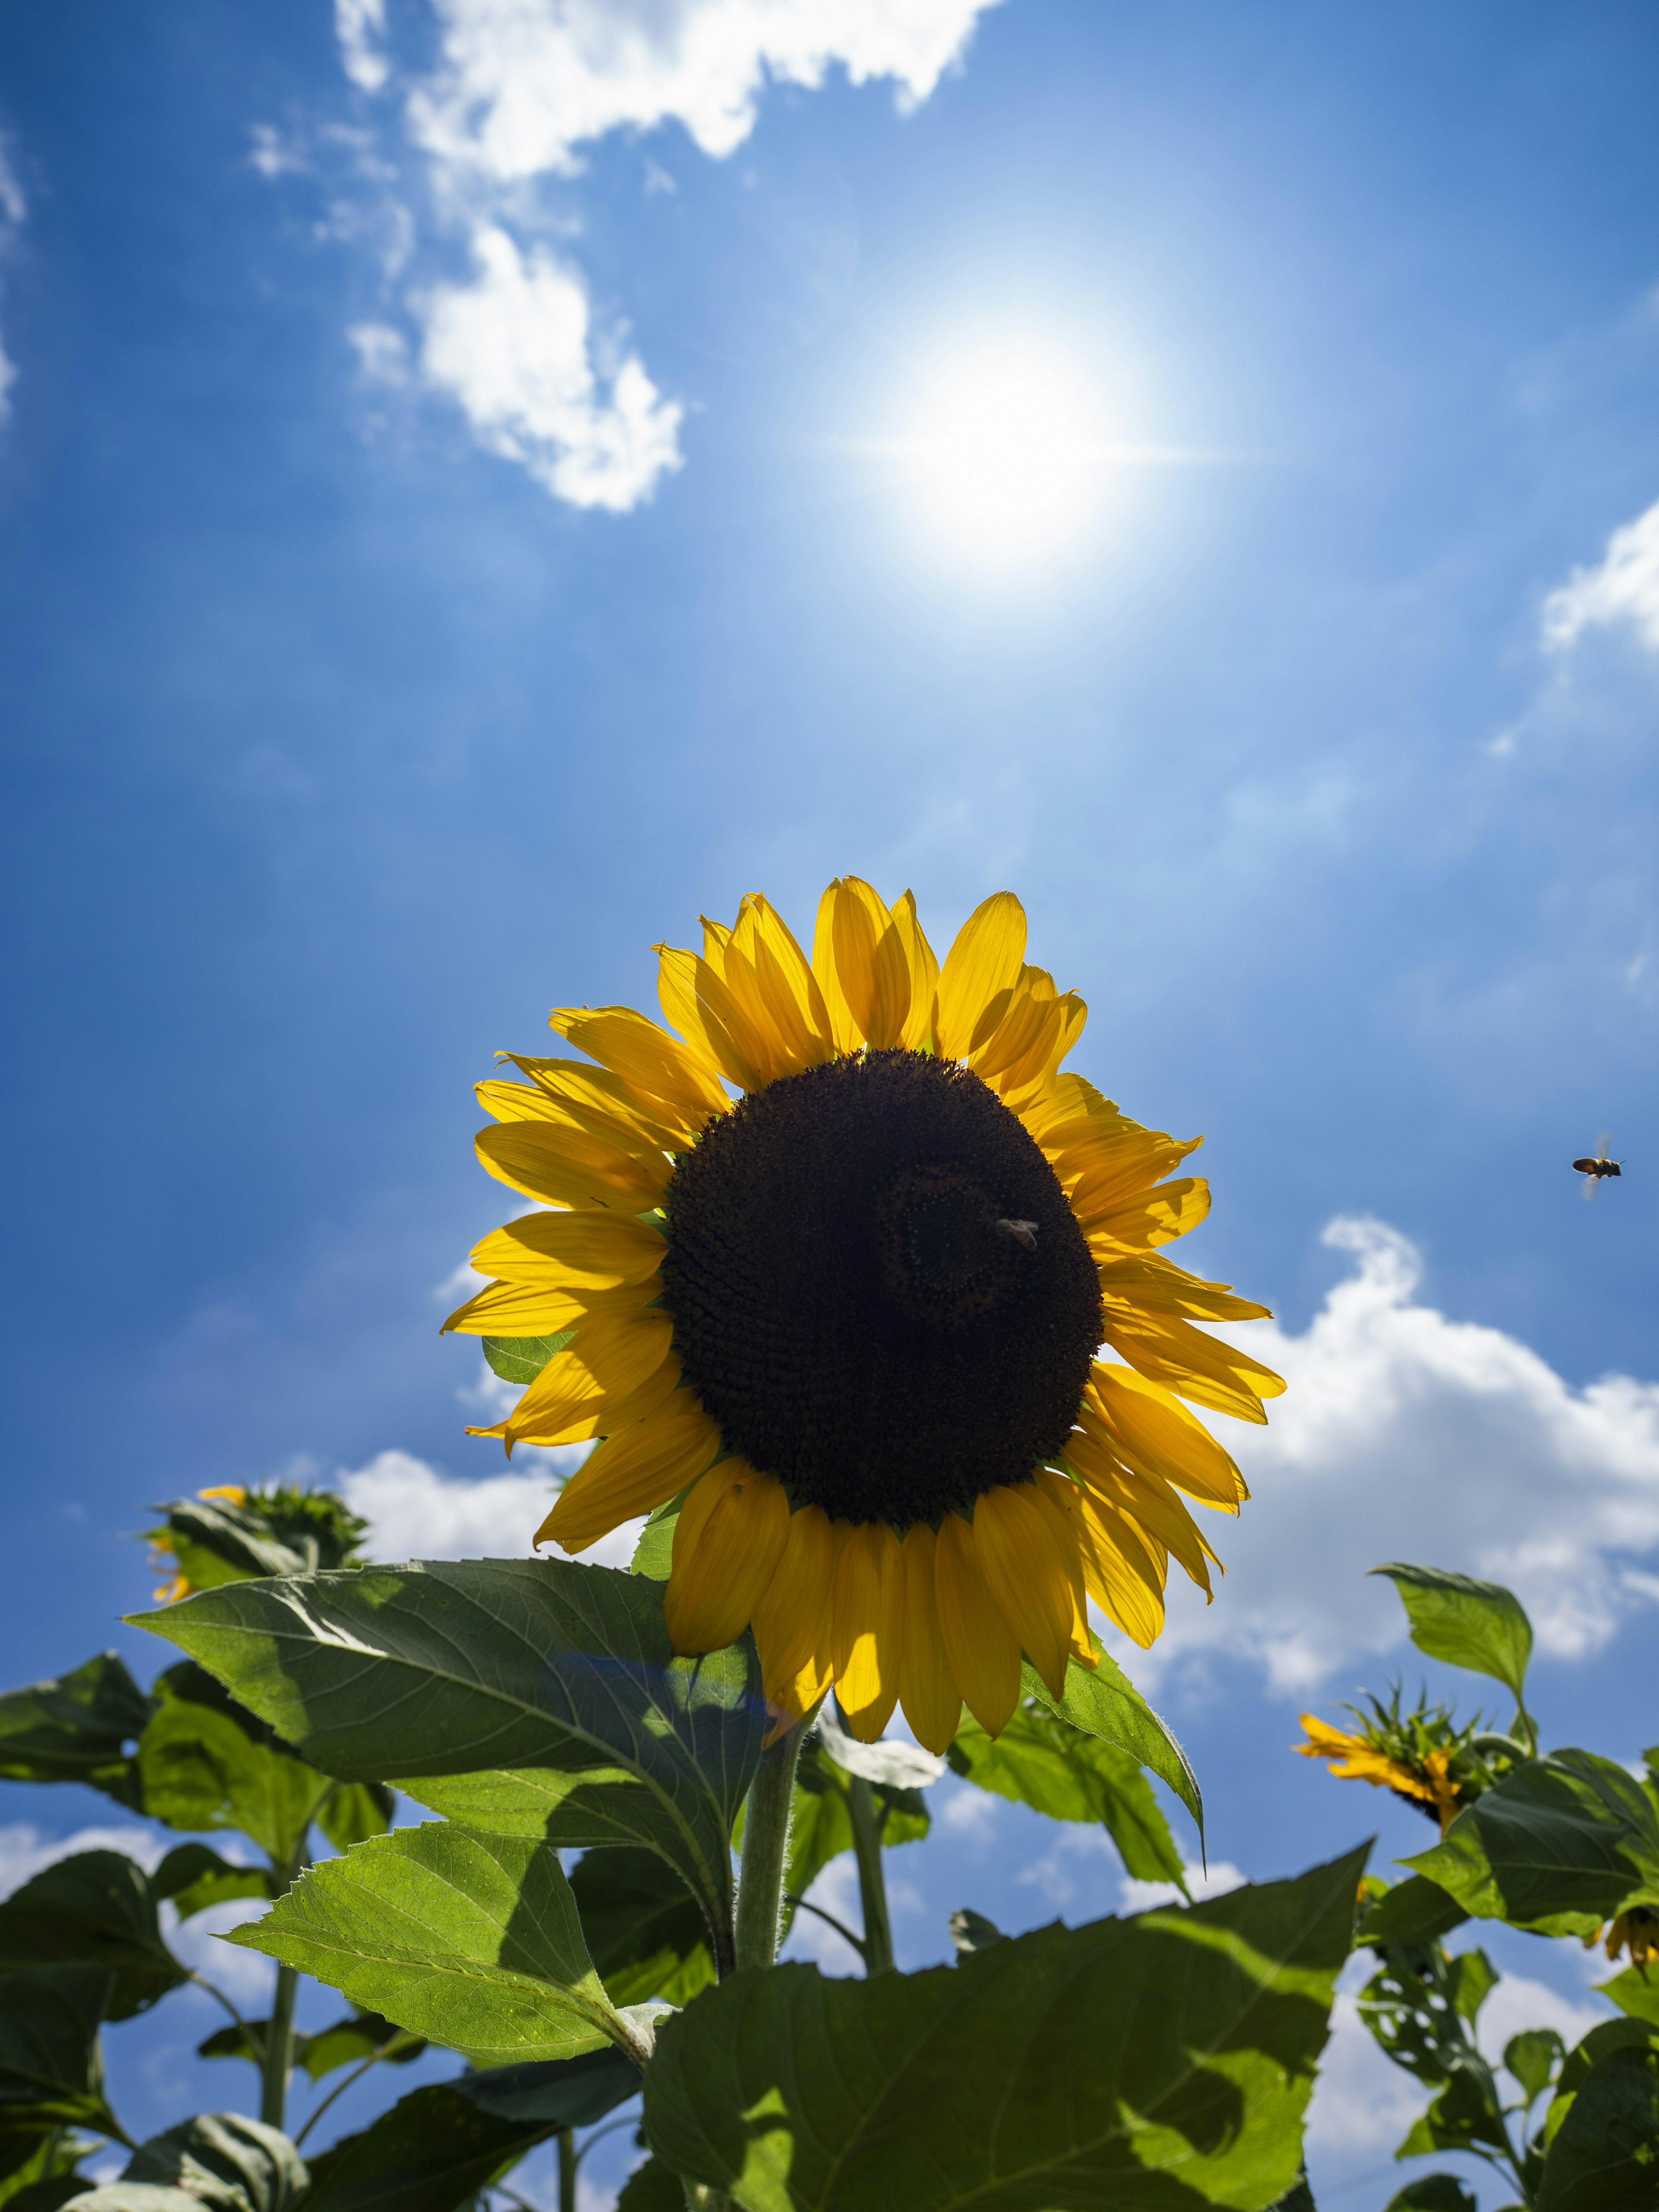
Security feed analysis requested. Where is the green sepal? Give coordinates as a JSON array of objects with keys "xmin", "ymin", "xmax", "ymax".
[{"xmin": 644, "ymin": 1846, "xmax": 1367, "ymax": 2212}]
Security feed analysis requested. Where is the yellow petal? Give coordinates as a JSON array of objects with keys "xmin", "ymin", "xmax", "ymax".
[
  {"xmin": 933, "ymin": 1510, "xmax": 1022, "ymax": 1735},
  {"xmin": 1067, "ymin": 1437, "xmax": 1219, "ymax": 1599},
  {"xmin": 441, "ymin": 1276, "xmax": 645, "ymax": 1337},
  {"xmin": 890, "ymin": 891, "xmax": 941, "ymax": 1053},
  {"xmin": 832, "ymin": 878, "xmax": 912, "ymax": 1052},
  {"xmin": 1099, "ymin": 1308, "xmax": 1284, "ymax": 1424},
  {"xmin": 831, "ymin": 1520, "xmax": 904, "ymax": 1742},
  {"xmin": 537, "ymin": 1389, "xmax": 723, "ymax": 1554},
  {"xmin": 469, "ymin": 1209, "xmax": 666, "ymax": 1291},
  {"xmin": 550, "ymin": 1005, "xmax": 730, "ymax": 1127},
  {"xmin": 970, "ymin": 1484, "xmax": 1074, "ymax": 1700},
  {"xmin": 1003, "ymin": 991, "xmax": 1088, "ymax": 1110},
  {"xmin": 1084, "ymin": 1177, "xmax": 1212, "ymax": 1254},
  {"xmin": 739, "ymin": 895, "xmax": 834, "ymax": 1067},
  {"xmin": 1096, "ymin": 1252, "xmax": 1272, "ymax": 1324},
  {"xmin": 751, "ymin": 1505, "xmax": 838, "ymax": 1709},
  {"xmin": 1063, "ymin": 1135, "xmax": 1205, "ymax": 1216},
  {"xmin": 498, "ymin": 1309, "xmax": 675, "ymax": 1447},
  {"xmin": 653, "ymin": 944, "xmax": 739, "ymax": 1093},
  {"xmin": 664, "ymin": 1464, "xmax": 790, "ymax": 1653},
  {"xmin": 896, "ymin": 1524, "xmax": 962, "ymax": 1754},
  {"xmin": 1085, "ymin": 1364, "xmax": 1250, "ymax": 1508},
  {"xmin": 811, "ymin": 881, "xmax": 864, "ymax": 1054},
  {"xmin": 1074, "ymin": 1491, "xmax": 1167, "ymax": 1649},
  {"xmin": 935, "ymin": 891, "xmax": 1028, "ymax": 1062},
  {"xmin": 475, "ymin": 1119, "xmax": 669, "ymax": 1212},
  {"xmin": 488, "ymin": 1059, "xmax": 693, "ymax": 1153},
  {"xmin": 1028, "ymin": 1469, "xmax": 1097, "ymax": 1666}
]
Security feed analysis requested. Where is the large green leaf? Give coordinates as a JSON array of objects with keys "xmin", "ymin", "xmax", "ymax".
[
  {"xmin": 198, "ymin": 2009, "xmax": 426, "ymax": 2082},
  {"xmin": 130, "ymin": 1560, "xmax": 763, "ymax": 1970},
  {"xmin": 134, "ymin": 1665, "xmax": 334, "ymax": 1865},
  {"xmin": 0, "ymin": 1854, "xmax": 184, "ymax": 2021},
  {"xmin": 0, "ymin": 2129, "xmax": 92, "ymax": 2212},
  {"xmin": 644, "ymin": 1846, "xmax": 1367, "ymax": 2212},
  {"xmin": 948, "ymin": 1700, "xmax": 1186, "ymax": 1890},
  {"xmin": 119, "ymin": 2117, "xmax": 307, "ymax": 2212},
  {"xmin": 150, "ymin": 1501, "xmax": 313, "ymax": 1592},
  {"xmin": 569, "ymin": 1848, "xmax": 715, "ymax": 2009},
  {"xmin": 1354, "ymin": 1876, "xmax": 1468, "ymax": 1947},
  {"xmin": 1538, "ymin": 2038, "xmax": 1659, "ymax": 2209},
  {"xmin": 616, "ymin": 2163, "xmax": 683, "ymax": 2212},
  {"xmin": 0, "ymin": 1656, "xmax": 152, "ymax": 1808},
  {"xmin": 1021, "ymin": 1640, "xmax": 1203, "ymax": 1845},
  {"xmin": 1405, "ymin": 1749, "xmax": 1659, "ymax": 1935},
  {"xmin": 315, "ymin": 1786, "xmax": 396, "ymax": 1856},
  {"xmin": 153, "ymin": 1845, "xmax": 273, "ymax": 1923},
  {"xmin": 227, "ymin": 1821, "xmax": 644, "ymax": 2066},
  {"xmin": 0, "ymin": 1968, "xmax": 121, "ymax": 2136},
  {"xmin": 1381, "ymin": 2181, "xmax": 1477, "ymax": 2212},
  {"xmin": 302, "ymin": 2051, "xmax": 639, "ymax": 2212},
  {"xmin": 1370, "ymin": 1564, "xmax": 1532, "ymax": 1707}
]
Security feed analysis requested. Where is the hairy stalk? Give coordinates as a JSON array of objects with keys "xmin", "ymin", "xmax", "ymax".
[
  {"xmin": 733, "ymin": 1715, "xmax": 810, "ymax": 1972},
  {"xmin": 557, "ymin": 2129, "xmax": 576, "ymax": 2212},
  {"xmin": 845, "ymin": 1777, "xmax": 894, "ymax": 1974},
  {"xmin": 260, "ymin": 1965, "xmax": 299, "ymax": 2130}
]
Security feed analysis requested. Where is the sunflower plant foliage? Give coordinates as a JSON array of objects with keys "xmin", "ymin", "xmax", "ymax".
[
  {"xmin": 1300, "ymin": 1562, "xmax": 1659, "ymax": 2210},
  {"xmin": 2, "ymin": 882, "xmax": 1392, "ymax": 2212}
]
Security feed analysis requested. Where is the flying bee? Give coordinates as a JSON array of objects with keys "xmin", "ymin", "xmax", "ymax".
[
  {"xmin": 995, "ymin": 1218, "xmax": 1039, "ymax": 1250},
  {"xmin": 1571, "ymin": 1135, "xmax": 1622, "ymax": 1199}
]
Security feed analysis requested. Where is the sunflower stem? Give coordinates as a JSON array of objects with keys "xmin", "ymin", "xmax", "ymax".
[
  {"xmin": 845, "ymin": 1777, "xmax": 895, "ymax": 1975},
  {"xmin": 734, "ymin": 1715, "xmax": 810, "ymax": 1973}
]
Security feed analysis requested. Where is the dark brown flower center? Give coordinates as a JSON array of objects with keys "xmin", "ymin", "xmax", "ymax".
[{"xmin": 658, "ymin": 1049, "xmax": 1102, "ymax": 1525}]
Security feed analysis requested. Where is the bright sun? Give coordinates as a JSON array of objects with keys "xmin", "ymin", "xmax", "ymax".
[{"xmin": 903, "ymin": 346, "xmax": 1114, "ymax": 563}]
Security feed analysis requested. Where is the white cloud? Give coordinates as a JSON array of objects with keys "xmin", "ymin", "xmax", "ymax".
[
  {"xmin": 337, "ymin": 1444, "xmax": 645, "ymax": 1568},
  {"xmin": 1542, "ymin": 496, "xmax": 1659, "ymax": 655},
  {"xmin": 337, "ymin": 0, "xmax": 392, "ymax": 94},
  {"xmin": 416, "ymin": 225, "xmax": 683, "ymax": 510},
  {"xmin": 1117, "ymin": 1858, "xmax": 1246, "ymax": 1915},
  {"xmin": 1142, "ymin": 1216, "xmax": 1659, "ymax": 1694},
  {"xmin": 0, "ymin": 139, "xmax": 25, "ymax": 426},
  {"xmin": 406, "ymin": 0, "xmax": 1002, "ymax": 181},
  {"xmin": 347, "ymin": 320, "xmax": 411, "ymax": 384},
  {"xmin": 0, "ymin": 1823, "xmax": 167, "ymax": 1901},
  {"xmin": 248, "ymin": 124, "xmax": 309, "ymax": 181}
]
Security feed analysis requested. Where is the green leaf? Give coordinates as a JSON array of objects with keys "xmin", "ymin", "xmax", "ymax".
[
  {"xmin": 1544, "ymin": 2018, "xmax": 1659, "ymax": 2139},
  {"xmin": 316, "ymin": 1786, "xmax": 397, "ymax": 1854},
  {"xmin": 615, "ymin": 2162, "xmax": 683, "ymax": 2212},
  {"xmin": 153, "ymin": 1845, "xmax": 273, "ymax": 1923},
  {"xmin": 1394, "ymin": 2062, "xmax": 1511, "ymax": 2159},
  {"xmin": 0, "ymin": 2125, "xmax": 94, "ymax": 2212},
  {"xmin": 1020, "ymin": 1639, "xmax": 1203, "ymax": 1846},
  {"xmin": 946, "ymin": 1908, "xmax": 1004, "ymax": 1956},
  {"xmin": 5, "ymin": 2180, "xmax": 93, "ymax": 2212},
  {"xmin": 149, "ymin": 1501, "xmax": 312, "ymax": 1592},
  {"xmin": 301, "ymin": 2051, "xmax": 639, "ymax": 2212},
  {"xmin": 1382, "ymin": 2180, "xmax": 1477, "ymax": 2212},
  {"xmin": 1506, "ymin": 2028, "xmax": 1566, "ymax": 2104},
  {"xmin": 1538, "ymin": 2041, "xmax": 1659, "ymax": 2209},
  {"xmin": 948, "ymin": 1699, "xmax": 1187, "ymax": 1891},
  {"xmin": 198, "ymin": 2011, "xmax": 426, "ymax": 2082},
  {"xmin": 55, "ymin": 2189, "xmax": 202, "ymax": 2212},
  {"xmin": 0, "ymin": 1854, "xmax": 184, "ymax": 2021},
  {"xmin": 1356, "ymin": 1876, "xmax": 1469, "ymax": 1946},
  {"xmin": 1601, "ymin": 1968, "xmax": 1659, "ymax": 2029},
  {"xmin": 630, "ymin": 1502, "xmax": 680, "ymax": 1583},
  {"xmin": 1405, "ymin": 1749, "xmax": 1659, "ymax": 1934},
  {"xmin": 1446, "ymin": 1948, "xmax": 1498, "ymax": 2028},
  {"xmin": 1370, "ymin": 1563, "xmax": 1533, "ymax": 1707},
  {"xmin": 120, "ymin": 2117, "xmax": 307, "ymax": 2212},
  {"xmin": 569, "ymin": 1848, "xmax": 714, "ymax": 2009},
  {"xmin": 134, "ymin": 1665, "xmax": 334, "ymax": 1865},
  {"xmin": 0, "ymin": 1656, "xmax": 152, "ymax": 1808},
  {"xmin": 227, "ymin": 1821, "xmax": 643, "ymax": 2067},
  {"xmin": 481, "ymin": 1332, "xmax": 575, "ymax": 1387},
  {"xmin": 1265, "ymin": 2179, "xmax": 1317, "ymax": 2212},
  {"xmin": 644, "ymin": 1845, "xmax": 1367, "ymax": 2212},
  {"xmin": 130, "ymin": 1559, "xmax": 764, "ymax": 1972},
  {"xmin": 0, "ymin": 1968, "xmax": 120, "ymax": 2136}
]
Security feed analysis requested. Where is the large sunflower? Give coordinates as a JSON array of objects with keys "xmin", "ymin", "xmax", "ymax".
[{"xmin": 445, "ymin": 880, "xmax": 1283, "ymax": 1752}]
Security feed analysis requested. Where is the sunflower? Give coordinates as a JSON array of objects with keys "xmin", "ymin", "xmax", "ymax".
[
  {"xmin": 446, "ymin": 880, "xmax": 1283, "ymax": 1752},
  {"xmin": 1295, "ymin": 1715, "xmax": 1463, "ymax": 1836}
]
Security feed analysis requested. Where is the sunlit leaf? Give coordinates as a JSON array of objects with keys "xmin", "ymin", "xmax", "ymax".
[
  {"xmin": 949, "ymin": 1700, "xmax": 1186, "ymax": 1890},
  {"xmin": 1021, "ymin": 1640, "xmax": 1202, "ymax": 1846},
  {"xmin": 1370, "ymin": 1563, "xmax": 1532, "ymax": 1707},
  {"xmin": 227, "ymin": 1822, "xmax": 640, "ymax": 2067},
  {"xmin": 135, "ymin": 1664, "xmax": 334, "ymax": 1866},
  {"xmin": 644, "ymin": 1847, "xmax": 1366, "ymax": 2212}
]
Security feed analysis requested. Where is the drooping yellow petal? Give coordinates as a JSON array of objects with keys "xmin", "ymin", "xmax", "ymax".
[
  {"xmin": 1100, "ymin": 1307, "xmax": 1284, "ymax": 1424},
  {"xmin": 1017, "ymin": 1070, "xmax": 1119, "ymax": 1146},
  {"xmin": 1073, "ymin": 1491, "xmax": 1167, "ymax": 1649},
  {"xmin": 493, "ymin": 1309, "xmax": 675, "ymax": 1448},
  {"xmin": 469, "ymin": 1209, "xmax": 666, "ymax": 1291},
  {"xmin": 896, "ymin": 1523, "xmax": 962, "ymax": 1754},
  {"xmin": 1028, "ymin": 1469, "xmax": 1097, "ymax": 1666},
  {"xmin": 1097, "ymin": 1253, "xmax": 1272, "ymax": 1324},
  {"xmin": 664, "ymin": 1463, "xmax": 790, "ymax": 1653},
  {"xmin": 549, "ymin": 1005, "xmax": 730, "ymax": 1127},
  {"xmin": 889, "ymin": 891, "xmax": 941, "ymax": 1053},
  {"xmin": 934, "ymin": 891, "xmax": 1027, "ymax": 1062},
  {"xmin": 1002, "ymin": 990, "xmax": 1088, "ymax": 1110},
  {"xmin": 831, "ymin": 1520, "xmax": 905, "ymax": 1742},
  {"xmin": 1085, "ymin": 1363, "xmax": 1251, "ymax": 1509},
  {"xmin": 933, "ymin": 1510, "xmax": 1022, "ymax": 1735},
  {"xmin": 1066, "ymin": 1437, "xmax": 1220, "ymax": 1599},
  {"xmin": 441, "ymin": 1276, "xmax": 646, "ymax": 1337},
  {"xmin": 536, "ymin": 1389, "xmax": 723, "ymax": 1554},
  {"xmin": 751, "ymin": 1506, "xmax": 838, "ymax": 1714},
  {"xmin": 475, "ymin": 1119, "xmax": 670, "ymax": 1213},
  {"xmin": 811, "ymin": 881, "xmax": 864, "ymax": 1054},
  {"xmin": 970, "ymin": 1483, "xmax": 1074, "ymax": 1700},
  {"xmin": 968, "ymin": 968, "xmax": 1065, "ymax": 1093},
  {"xmin": 831, "ymin": 878, "xmax": 912, "ymax": 1052},
  {"xmin": 1084, "ymin": 1177, "xmax": 1212, "ymax": 1255}
]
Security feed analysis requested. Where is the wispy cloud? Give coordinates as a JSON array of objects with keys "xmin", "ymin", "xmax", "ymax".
[
  {"xmin": 0, "ymin": 137, "xmax": 27, "ymax": 426},
  {"xmin": 1542, "ymin": 496, "xmax": 1659, "ymax": 656}
]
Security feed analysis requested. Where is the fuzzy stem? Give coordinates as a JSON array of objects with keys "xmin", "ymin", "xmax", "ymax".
[
  {"xmin": 259, "ymin": 1964, "xmax": 299, "ymax": 2129},
  {"xmin": 733, "ymin": 1716, "xmax": 810, "ymax": 1973},
  {"xmin": 845, "ymin": 1777, "xmax": 894, "ymax": 1975}
]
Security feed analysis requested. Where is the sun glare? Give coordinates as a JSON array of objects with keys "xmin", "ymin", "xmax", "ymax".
[{"xmin": 903, "ymin": 346, "xmax": 1115, "ymax": 563}]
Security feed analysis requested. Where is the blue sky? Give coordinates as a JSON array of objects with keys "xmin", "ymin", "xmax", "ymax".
[{"xmin": 5, "ymin": 2, "xmax": 1659, "ymax": 2202}]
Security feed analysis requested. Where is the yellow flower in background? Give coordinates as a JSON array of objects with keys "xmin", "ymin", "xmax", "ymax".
[
  {"xmin": 447, "ymin": 880, "xmax": 1284, "ymax": 1751},
  {"xmin": 1295, "ymin": 1713, "xmax": 1463, "ymax": 1836},
  {"xmin": 148, "ymin": 1484, "xmax": 249, "ymax": 1602},
  {"xmin": 1590, "ymin": 1907, "xmax": 1659, "ymax": 1975}
]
